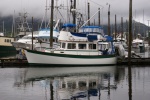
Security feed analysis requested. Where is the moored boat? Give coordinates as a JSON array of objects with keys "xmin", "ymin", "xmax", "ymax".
[
  {"xmin": 0, "ymin": 36, "xmax": 16, "ymax": 58},
  {"xmin": 24, "ymin": 24, "xmax": 117, "ymax": 66}
]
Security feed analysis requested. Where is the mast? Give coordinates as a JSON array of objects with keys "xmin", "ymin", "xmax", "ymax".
[
  {"xmin": 73, "ymin": 0, "xmax": 76, "ymax": 25},
  {"xmin": 108, "ymin": 4, "xmax": 110, "ymax": 36},
  {"xmin": 121, "ymin": 17, "xmax": 123, "ymax": 40},
  {"xmin": 45, "ymin": 0, "xmax": 48, "ymax": 28},
  {"xmin": 70, "ymin": 0, "xmax": 76, "ymax": 24},
  {"xmin": 115, "ymin": 14, "xmax": 117, "ymax": 40},
  {"xmin": 32, "ymin": 17, "xmax": 34, "ymax": 50},
  {"xmin": 50, "ymin": 0, "xmax": 54, "ymax": 49},
  {"xmin": 87, "ymin": 2, "xmax": 90, "ymax": 25},
  {"xmin": 12, "ymin": 10, "xmax": 16, "ymax": 37},
  {"xmin": 128, "ymin": 0, "xmax": 133, "ymax": 66},
  {"xmin": 143, "ymin": 9, "xmax": 145, "ymax": 37},
  {"xmin": 98, "ymin": 8, "xmax": 100, "ymax": 26},
  {"xmin": 3, "ymin": 21, "xmax": 4, "ymax": 35}
]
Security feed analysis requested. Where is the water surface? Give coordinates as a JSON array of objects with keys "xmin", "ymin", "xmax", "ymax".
[{"xmin": 0, "ymin": 66, "xmax": 150, "ymax": 100}]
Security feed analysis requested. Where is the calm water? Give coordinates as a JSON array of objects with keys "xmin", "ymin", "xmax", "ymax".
[{"xmin": 0, "ymin": 66, "xmax": 150, "ymax": 100}]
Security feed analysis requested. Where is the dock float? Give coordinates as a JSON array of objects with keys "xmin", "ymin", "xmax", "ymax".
[
  {"xmin": 0, "ymin": 59, "xmax": 28, "ymax": 67},
  {"xmin": 0, "ymin": 58, "xmax": 150, "ymax": 67},
  {"xmin": 117, "ymin": 58, "xmax": 150, "ymax": 65}
]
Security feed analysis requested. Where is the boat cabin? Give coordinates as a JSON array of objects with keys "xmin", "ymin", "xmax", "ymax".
[{"xmin": 57, "ymin": 40, "xmax": 114, "ymax": 55}]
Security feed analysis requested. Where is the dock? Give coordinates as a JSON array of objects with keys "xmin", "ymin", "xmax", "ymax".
[
  {"xmin": 0, "ymin": 58, "xmax": 150, "ymax": 68},
  {"xmin": 0, "ymin": 59, "xmax": 28, "ymax": 67},
  {"xmin": 117, "ymin": 58, "xmax": 150, "ymax": 65}
]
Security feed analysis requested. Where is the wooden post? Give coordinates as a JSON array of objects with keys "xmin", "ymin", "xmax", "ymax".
[
  {"xmin": 32, "ymin": 17, "xmax": 33, "ymax": 50},
  {"xmin": 128, "ymin": 0, "xmax": 132, "ymax": 65},
  {"xmin": 50, "ymin": 0, "xmax": 54, "ymax": 49}
]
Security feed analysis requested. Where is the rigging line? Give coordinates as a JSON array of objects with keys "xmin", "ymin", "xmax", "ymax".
[
  {"xmin": 89, "ymin": 0, "xmax": 104, "ymax": 9},
  {"xmin": 57, "ymin": 9, "xmax": 66, "ymax": 22}
]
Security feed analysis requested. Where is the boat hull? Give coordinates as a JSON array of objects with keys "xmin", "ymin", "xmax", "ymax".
[{"xmin": 25, "ymin": 49, "xmax": 117, "ymax": 66}]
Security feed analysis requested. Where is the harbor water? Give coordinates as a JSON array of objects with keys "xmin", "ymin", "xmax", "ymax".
[{"xmin": 0, "ymin": 65, "xmax": 150, "ymax": 100}]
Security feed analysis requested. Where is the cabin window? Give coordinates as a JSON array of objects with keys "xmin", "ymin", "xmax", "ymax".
[
  {"xmin": 62, "ymin": 82, "xmax": 66, "ymax": 88},
  {"xmin": 62, "ymin": 43, "xmax": 65, "ymax": 48},
  {"xmin": 5, "ymin": 39, "xmax": 7, "ymax": 42},
  {"xmin": 89, "ymin": 81, "xmax": 97, "ymax": 88},
  {"xmin": 98, "ymin": 43, "xmax": 109, "ymax": 51},
  {"xmin": 89, "ymin": 44, "xmax": 96, "ymax": 49},
  {"xmin": 67, "ymin": 82, "xmax": 76, "ymax": 89},
  {"xmin": 93, "ymin": 28, "xmax": 100, "ymax": 33},
  {"xmin": 78, "ymin": 44, "xmax": 86, "ymax": 49},
  {"xmin": 78, "ymin": 81, "xmax": 86, "ymax": 87},
  {"xmin": 84, "ymin": 28, "xmax": 92, "ymax": 32},
  {"xmin": 10, "ymin": 39, "xmax": 11, "ymax": 42},
  {"xmin": 68, "ymin": 43, "xmax": 76, "ymax": 49},
  {"xmin": 53, "ymin": 38, "xmax": 57, "ymax": 42},
  {"xmin": 56, "ymin": 38, "xmax": 58, "ymax": 42},
  {"xmin": 45, "ymin": 39, "xmax": 47, "ymax": 42},
  {"xmin": 7, "ymin": 39, "xmax": 9, "ymax": 42}
]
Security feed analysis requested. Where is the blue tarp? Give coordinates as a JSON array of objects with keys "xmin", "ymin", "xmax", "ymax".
[
  {"xmin": 62, "ymin": 23, "xmax": 76, "ymax": 28},
  {"xmin": 82, "ymin": 26, "xmax": 103, "ymax": 29},
  {"xmin": 70, "ymin": 32, "xmax": 87, "ymax": 37},
  {"xmin": 105, "ymin": 36, "xmax": 113, "ymax": 42},
  {"xmin": 87, "ymin": 35, "xmax": 97, "ymax": 41}
]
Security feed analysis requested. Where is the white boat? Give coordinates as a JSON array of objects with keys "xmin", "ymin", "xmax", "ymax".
[
  {"xmin": 132, "ymin": 34, "xmax": 145, "ymax": 48},
  {"xmin": 114, "ymin": 32, "xmax": 128, "ymax": 49},
  {"xmin": 12, "ymin": 19, "xmax": 60, "ymax": 51},
  {"xmin": 11, "ymin": 31, "xmax": 39, "ymax": 50},
  {"xmin": 34, "ymin": 28, "xmax": 60, "ymax": 51},
  {"xmin": 24, "ymin": 24, "xmax": 117, "ymax": 66},
  {"xmin": 132, "ymin": 38, "xmax": 145, "ymax": 48},
  {"xmin": 131, "ymin": 33, "xmax": 146, "ymax": 53}
]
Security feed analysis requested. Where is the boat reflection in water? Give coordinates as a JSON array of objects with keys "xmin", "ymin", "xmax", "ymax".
[{"xmin": 15, "ymin": 66, "xmax": 117, "ymax": 100}]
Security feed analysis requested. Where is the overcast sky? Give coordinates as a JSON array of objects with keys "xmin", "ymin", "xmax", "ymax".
[{"xmin": 0, "ymin": 0, "xmax": 150, "ymax": 25}]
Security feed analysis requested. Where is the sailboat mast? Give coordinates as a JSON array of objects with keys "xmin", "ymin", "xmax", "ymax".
[
  {"xmin": 50, "ymin": 0, "xmax": 54, "ymax": 48},
  {"xmin": 12, "ymin": 10, "xmax": 16, "ymax": 37},
  {"xmin": 88, "ymin": 2, "xmax": 90, "ymax": 25},
  {"xmin": 73, "ymin": 0, "xmax": 76, "ymax": 25},
  {"xmin": 108, "ymin": 4, "xmax": 110, "ymax": 36},
  {"xmin": 98, "ymin": 8, "xmax": 100, "ymax": 26},
  {"xmin": 45, "ymin": 0, "xmax": 48, "ymax": 28},
  {"xmin": 3, "ymin": 21, "xmax": 4, "ymax": 34}
]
